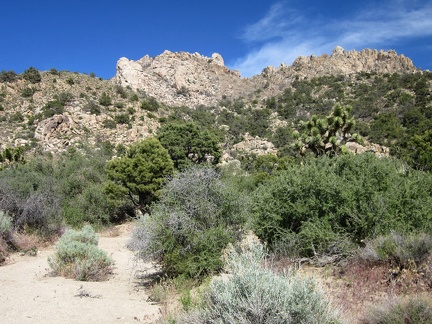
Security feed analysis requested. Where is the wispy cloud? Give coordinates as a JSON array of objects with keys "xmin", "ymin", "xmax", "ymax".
[
  {"xmin": 241, "ymin": 3, "xmax": 304, "ymax": 43},
  {"xmin": 230, "ymin": 0, "xmax": 432, "ymax": 77}
]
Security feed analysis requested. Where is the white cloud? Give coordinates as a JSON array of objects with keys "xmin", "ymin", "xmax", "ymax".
[
  {"xmin": 230, "ymin": 0, "xmax": 432, "ymax": 77},
  {"xmin": 241, "ymin": 3, "xmax": 304, "ymax": 43}
]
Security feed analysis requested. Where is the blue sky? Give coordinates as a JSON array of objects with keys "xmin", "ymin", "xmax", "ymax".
[{"xmin": 1, "ymin": 0, "xmax": 432, "ymax": 79}]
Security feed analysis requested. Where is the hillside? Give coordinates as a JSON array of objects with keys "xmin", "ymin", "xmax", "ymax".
[{"xmin": 0, "ymin": 46, "xmax": 430, "ymax": 163}]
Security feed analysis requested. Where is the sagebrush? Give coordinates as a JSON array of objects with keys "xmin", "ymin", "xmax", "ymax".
[
  {"xmin": 48, "ymin": 225, "xmax": 112, "ymax": 281},
  {"xmin": 361, "ymin": 295, "xmax": 432, "ymax": 324},
  {"xmin": 178, "ymin": 241, "xmax": 340, "ymax": 323}
]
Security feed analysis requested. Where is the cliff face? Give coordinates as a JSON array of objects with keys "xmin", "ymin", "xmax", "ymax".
[
  {"xmin": 114, "ymin": 51, "xmax": 254, "ymax": 107},
  {"xmin": 114, "ymin": 46, "xmax": 418, "ymax": 107}
]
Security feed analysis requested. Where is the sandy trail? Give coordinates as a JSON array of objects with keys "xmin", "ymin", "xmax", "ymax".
[{"xmin": 0, "ymin": 225, "xmax": 161, "ymax": 323}]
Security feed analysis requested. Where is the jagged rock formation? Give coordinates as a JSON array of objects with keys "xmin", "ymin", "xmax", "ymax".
[
  {"xmin": 115, "ymin": 51, "xmax": 252, "ymax": 107},
  {"xmin": 115, "ymin": 46, "xmax": 418, "ymax": 107}
]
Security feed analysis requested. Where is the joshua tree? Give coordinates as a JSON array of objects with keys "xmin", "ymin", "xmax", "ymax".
[{"xmin": 295, "ymin": 103, "xmax": 363, "ymax": 157}]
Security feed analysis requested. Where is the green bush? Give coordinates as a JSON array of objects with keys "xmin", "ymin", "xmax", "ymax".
[
  {"xmin": 0, "ymin": 157, "xmax": 63, "ymax": 237},
  {"xmin": 361, "ymin": 232, "xmax": 432, "ymax": 269},
  {"xmin": 140, "ymin": 97, "xmax": 159, "ymax": 111},
  {"xmin": 55, "ymin": 92, "xmax": 73, "ymax": 106},
  {"xmin": 102, "ymin": 119, "xmax": 117, "ymax": 129},
  {"xmin": 114, "ymin": 85, "xmax": 127, "ymax": 99},
  {"xmin": 0, "ymin": 147, "xmax": 123, "ymax": 233},
  {"xmin": 0, "ymin": 70, "xmax": 17, "ymax": 83},
  {"xmin": 157, "ymin": 122, "xmax": 222, "ymax": 170},
  {"xmin": 48, "ymin": 225, "xmax": 112, "ymax": 281},
  {"xmin": 22, "ymin": 67, "xmax": 41, "ymax": 84},
  {"xmin": 49, "ymin": 68, "xmax": 59, "ymax": 75},
  {"xmin": 0, "ymin": 210, "xmax": 12, "ymax": 238},
  {"xmin": 178, "ymin": 241, "xmax": 340, "ymax": 323},
  {"xmin": 99, "ymin": 92, "xmax": 112, "ymax": 106},
  {"xmin": 253, "ymin": 154, "xmax": 432, "ymax": 257},
  {"xmin": 114, "ymin": 113, "xmax": 129, "ymax": 124},
  {"xmin": 21, "ymin": 87, "xmax": 36, "ymax": 98},
  {"xmin": 56, "ymin": 147, "xmax": 125, "ymax": 227},
  {"xmin": 129, "ymin": 166, "xmax": 248, "ymax": 279},
  {"xmin": 42, "ymin": 100, "xmax": 64, "ymax": 118},
  {"xmin": 83, "ymin": 100, "xmax": 101, "ymax": 115},
  {"xmin": 362, "ymin": 296, "xmax": 432, "ymax": 324}
]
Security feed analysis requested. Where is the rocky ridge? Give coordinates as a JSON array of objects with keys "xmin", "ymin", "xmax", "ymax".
[
  {"xmin": 115, "ymin": 51, "xmax": 252, "ymax": 108},
  {"xmin": 0, "ymin": 46, "xmax": 421, "ymax": 156},
  {"xmin": 115, "ymin": 46, "xmax": 418, "ymax": 107}
]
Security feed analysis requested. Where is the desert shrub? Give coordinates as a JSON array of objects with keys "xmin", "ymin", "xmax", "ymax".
[
  {"xmin": 14, "ymin": 185, "xmax": 62, "ymax": 236},
  {"xmin": 361, "ymin": 232, "xmax": 432, "ymax": 269},
  {"xmin": 49, "ymin": 68, "xmax": 59, "ymax": 75},
  {"xmin": 0, "ymin": 70, "xmax": 17, "ymax": 83},
  {"xmin": 114, "ymin": 113, "xmax": 129, "ymax": 124},
  {"xmin": 9, "ymin": 112, "xmax": 24, "ymax": 123},
  {"xmin": 178, "ymin": 241, "xmax": 340, "ymax": 323},
  {"xmin": 102, "ymin": 119, "xmax": 117, "ymax": 129},
  {"xmin": 22, "ymin": 67, "xmax": 41, "ymax": 84},
  {"xmin": 115, "ymin": 102, "xmax": 125, "ymax": 109},
  {"xmin": 56, "ymin": 147, "xmax": 125, "ymax": 227},
  {"xmin": 21, "ymin": 87, "xmax": 36, "ymax": 98},
  {"xmin": 62, "ymin": 184, "xmax": 111, "ymax": 228},
  {"xmin": 55, "ymin": 91, "xmax": 73, "ymax": 105},
  {"xmin": 129, "ymin": 166, "xmax": 249, "ymax": 279},
  {"xmin": 0, "ymin": 210, "xmax": 12, "ymax": 238},
  {"xmin": 140, "ymin": 97, "xmax": 159, "ymax": 111},
  {"xmin": 99, "ymin": 92, "xmax": 112, "ymax": 106},
  {"xmin": 48, "ymin": 225, "xmax": 112, "ymax": 281},
  {"xmin": 253, "ymin": 154, "xmax": 432, "ymax": 257},
  {"xmin": 0, "ymin": 147, "xmax": 122, "ymax": 233},
  {"xmin": 0, "ymin": 158, "xmax": 63, "ymax": 237},
  {"xmin": 362, "ymin": 295, "xmax": 432, "ymax": 324},
  {"xmin": 42, "ymin": 100, "xmax": 64, "ymax": 118},
  {"xmin": 83, "ymin": 100, "xmax": 101, "ymax": 115},
  {"xmin": 114, "ymin": 85, "xmax": 127, "ymax": 98}
]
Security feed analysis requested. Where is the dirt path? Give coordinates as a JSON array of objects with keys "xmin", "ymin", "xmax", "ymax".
[{"xmin": 0, "ymin": 225, "xmax": 161, "ymax": 323}]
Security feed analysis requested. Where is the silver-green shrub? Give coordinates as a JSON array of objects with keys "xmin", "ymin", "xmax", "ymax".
[
  {"xmin": 48, "ymin": 225, "xmax": 112, "ymax": 281},
  {"xmin": 361, "ymin": 232, "xmax": 432, "ymax": 268},
  {"xmin": 129, "ymin": 166, "xmax": 249, "ymax": 279},
  {"xmin": 0, "ymin": 210, "xmax": 12, "ymax": 238},
  {"xmin": 362, "ymin": 295, "xmax": 432, "ymax": 324},
  {"xmin": 179, "ymin": 241, "xmax": 340, "ymax": 324}
]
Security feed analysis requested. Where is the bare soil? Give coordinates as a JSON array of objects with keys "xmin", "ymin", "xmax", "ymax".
[{"xmin": 0, "ymin": 224, "xmax": 161, "ymax": 323}]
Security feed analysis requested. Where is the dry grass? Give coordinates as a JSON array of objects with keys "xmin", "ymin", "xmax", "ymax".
[
  {"xmin": 294, "ymin": 255, "xmax": 432, "ymax": 323},
  {"xmin": 0, "ymin": 237, "xmax": 8, "ymax": 263},
  {"xmin": 100, "ymin": 223, "xmax": 134, "ymax": 238},
  {"xmin": 0, "ymin": 231, "xmax": 54, "ymax": 264}
]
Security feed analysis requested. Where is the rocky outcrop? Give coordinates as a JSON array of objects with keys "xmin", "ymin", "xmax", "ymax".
[
  {"xmin": 251, "ymin": 47, "xmax": 418, "ymax": 99},
  {"xmin": 288, "ymin": 46, "xmax": 415, "ymax": 78},
  {"xmin": 345, "ymin": 140, "xmax": 390, "ymax": 158},
  {"xmin": 115, "ymin": 51, "xmax": 250, "ymax": 107},
  {"xmin": 221, "ymin": 133, "xmax": 278, "ymax": 163},
  {"xmin": 114, "ymin": 47, "xmax": 418, "ymax": 107}
]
